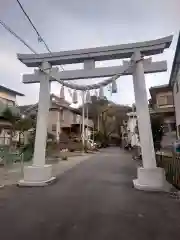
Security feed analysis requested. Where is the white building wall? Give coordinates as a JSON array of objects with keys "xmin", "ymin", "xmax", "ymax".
[
  {"xmin": 174, "ymin": 83, "xmax": 180, "ymax": 128},
  {"xmin": 173, "ymin": 68, "xmax": 180, "ymax": 138}
]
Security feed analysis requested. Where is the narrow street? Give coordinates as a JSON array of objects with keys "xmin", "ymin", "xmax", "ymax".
[{"xmin": 0, "ymin": 148, "xmax": 180, "ymax": 240}]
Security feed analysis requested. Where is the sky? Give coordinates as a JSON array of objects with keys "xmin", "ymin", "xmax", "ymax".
[{"xmin": 0, "ymin": 0, "xmax": 180, "ymax": 106}]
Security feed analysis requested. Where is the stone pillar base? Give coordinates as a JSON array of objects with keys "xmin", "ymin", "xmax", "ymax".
[
  {"xmin": 133, "ymin": 167, "xmax": 171, "ymax": 192},
  {"xmin": 18, "ymin": 165, "xmax": 56, "ymax": 187}
]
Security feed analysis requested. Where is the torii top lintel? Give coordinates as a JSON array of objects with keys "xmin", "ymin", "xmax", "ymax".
[{"xmin": 17, "ymin": 35, "xmax": 172, "ymax": 67}]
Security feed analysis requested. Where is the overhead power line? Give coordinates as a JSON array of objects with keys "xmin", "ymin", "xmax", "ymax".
[
  {"xmin": 0, "ymin": 19, "xmax": 78, "ymax": 88},
  {"xmin": 0, "ymin": 18, "xmax": 133, "ymax": 91},
  {"xmin": 16, "ymin": 0, "xmax": 51, "ymax": 52},
  {"xmin": 16, "ymin": 0, "xmax": 64, "ymax": 71},
  {"xmin": 0, "ymin": 19, "xmax": 37, "ymax": 54}
]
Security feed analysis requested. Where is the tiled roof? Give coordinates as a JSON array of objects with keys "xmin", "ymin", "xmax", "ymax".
[
  {"xmin": 149, "ymin": 84, "xmax": 172, "ymax": 97},
  {"xmin": 19, "ymin": 94, "xmax": 81, "ymax": 115},
  {"xmin": 0, "ymin": 85, "xmax": 24, "ymax": 96}
]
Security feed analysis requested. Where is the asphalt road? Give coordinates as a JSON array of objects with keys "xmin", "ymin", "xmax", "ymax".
[{"xmin": 0, "ymin": 148, "xmax": 180, "ymax": 240}]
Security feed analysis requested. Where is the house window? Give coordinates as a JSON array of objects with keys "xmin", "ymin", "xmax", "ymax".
[
  {"xmin": 52, "ymin": 124, "xmax": 56, "ymax": 132},
  {"xmin": 76, "ymin": 114, "xmax": 81, "ymax": 124},
  {"xmin": 166, "ymin": 95, "xmax": 173, "ymax": 105},
  {"xmin": 158, "ymin": 95, "xmax": 173, "ymax": 106},
  {"xmin": 60, "ymin": 109, "xmax": 64, "ymax": 121},
  {"xmin": 7, "ymin": 100, "xmax": 15, "ymax": 106},
  {"xmin": 158, "ymin": 96, "xmax": 167, "ymax": 106}
]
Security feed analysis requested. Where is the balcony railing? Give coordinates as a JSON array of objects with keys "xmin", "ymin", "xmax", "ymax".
[{"xmin": 72, "ymin": 114, "xmax": 93, "ymax": 127}]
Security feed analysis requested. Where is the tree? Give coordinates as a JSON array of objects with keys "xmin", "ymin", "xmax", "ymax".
[
  {"xmin": 2, "ymin": 107, "xmax": 36, "ymax": 132},
  {"xmin": 150, "ymin": 114, "xmax": 164, "ymax": 151},
  {"xmin": 107, "ymin": 104, "xmax": 131, "ymax": 136},
  {"xmin": 1, "ymin": 107, "xmax": 36, "ymax": 145},
  {"xmin": 131, "ymin": 114, "xmax": 163, "ymax": 151},
  {"xmin": 2, "ymin": 107, "xmax": 19, "ymax": 125},
  {"xmin": 79, "ymin": 96, "xmax": 131, "ymax": 145},
  {"xmin": 15, "ymin": 117, "xmax": 35, "ymax": 132},
  {"xmin": 1, "ymin": 107, "xmax": 20, "ymax": 143}
]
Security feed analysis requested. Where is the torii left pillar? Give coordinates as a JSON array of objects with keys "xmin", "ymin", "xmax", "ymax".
[{"xmin": 19, "ymin": 62, "xmax": 56, "ymax": 186}]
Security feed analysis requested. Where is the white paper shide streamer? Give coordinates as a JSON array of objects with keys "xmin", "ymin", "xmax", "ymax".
[
  {"xmin": 112, "ymin": 80, "xmax": 117, "ymax": 93},
  {"xmin": 60, "ymin": 85, "xmax": 65, "ymax": 99},
  {"xmin": 85, "ymin": 90, "xmax": 91, "ymax": 103},
  {"xmin": 72, "ymin": 89, "xmax": 78, "ymax": 104},
  {"xmin": 99, "ymin": 86, "xmax": 104, "ymax": 99}
]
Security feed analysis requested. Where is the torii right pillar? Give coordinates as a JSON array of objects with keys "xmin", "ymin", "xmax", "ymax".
[{"xmin": 132, "ymin": 51, "xmax": 169, "ymax": 191}]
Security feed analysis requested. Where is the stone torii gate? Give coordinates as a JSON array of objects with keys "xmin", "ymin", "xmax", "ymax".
[{"xmin": 17, "ymin": 35, "xmax": 173, "ymax": 191}]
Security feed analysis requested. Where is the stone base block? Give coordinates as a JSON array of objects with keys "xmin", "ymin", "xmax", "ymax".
[
  {"xmin": 133, "ymin": 167, "xmax": 171, "ymax": 192},
  {"xmin": 18, "ymin": 165, "xmax": 56, "ymax": 187}
]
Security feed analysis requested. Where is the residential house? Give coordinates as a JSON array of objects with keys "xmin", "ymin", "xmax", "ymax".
[
  {"xmin": 20, "ymin": 94, "xmax": 94, "ymax": 142},
  {"xmin": 122, "ymin": 83, "xmax": 176, "ymax": 149},
  {"xmin": 149, "ymin": 84, "xmax": 176, "ymax": 148},
  {"xmin": 169, "ymin": 33, "xmax": 180, "ymax": 138},
  {"xmin": 0, "ymin": 85, "xmax": 24, "ymax": 145},
  {"xmin": 121, "ymin": 112, "xmax": 139, "ymax": 147}
]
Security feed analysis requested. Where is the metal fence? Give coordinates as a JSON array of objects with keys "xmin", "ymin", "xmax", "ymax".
[
  {"xmin": 0, "ymin": 144, "xmax": 34, "ymax": 186},
  {"xmin": 156, "ymin": 152, "xmax": 180, "ymax": 189},
  {"xmin": 0, "ymin": 136, "xmax": 24, "ymax": 146}
]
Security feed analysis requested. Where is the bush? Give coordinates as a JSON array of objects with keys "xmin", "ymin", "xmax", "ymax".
[
  {"xmin": 21, "ymin": 144, "xmax": 34, "ymax": 162},
  {"xmin": 150, "ymin": 115, "xmax": 163, "ymax": 151}
]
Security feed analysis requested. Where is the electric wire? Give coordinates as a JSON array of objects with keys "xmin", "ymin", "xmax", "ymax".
[{"xmin": 0, "ymin": 18, "xmax": 135, "ymax": 91}]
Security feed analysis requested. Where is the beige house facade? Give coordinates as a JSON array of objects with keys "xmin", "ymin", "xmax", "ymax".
[
  {"xmin": 149, "ymin": 84, "xmax": 176, "ymax": 148},
  {"xmin": 0, "ymin": 85, "xmax": 24, "ymax": 145},
  {"xmin": 20, "ymin": 94, "xmax": 93, "ymax": 142}
]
